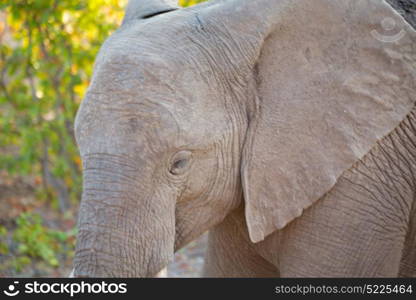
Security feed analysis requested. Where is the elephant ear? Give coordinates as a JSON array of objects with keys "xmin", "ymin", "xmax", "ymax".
[
  {"xmin": 241, "ymin": 0, "xmax": 416, "ymax": 243},
  {"xmin": 123, "ymin": 0, "xmax": 178, "ymax": 24}
]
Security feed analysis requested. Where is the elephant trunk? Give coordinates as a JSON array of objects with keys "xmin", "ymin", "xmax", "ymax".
[{"xmin": 73, "ymin": 154, "xmax": 175, "ymax": 277}]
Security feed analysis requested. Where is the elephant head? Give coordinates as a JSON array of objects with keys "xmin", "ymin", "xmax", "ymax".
[{"xmin": 73, "ymin": 0, "xmax": 416, "ymax": 277}]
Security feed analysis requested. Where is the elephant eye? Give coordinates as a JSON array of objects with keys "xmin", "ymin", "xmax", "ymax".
[{"xmin": 169, "ymin": 150, "xmax": 192, "ymax": 175}]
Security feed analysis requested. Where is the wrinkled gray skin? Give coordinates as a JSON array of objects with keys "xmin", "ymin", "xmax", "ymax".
[{"xmin": 73, "ymin": 0, "xmax": 416, "ymax": 277}]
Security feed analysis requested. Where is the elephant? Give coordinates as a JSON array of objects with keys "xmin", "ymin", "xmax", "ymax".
[{"xmin": 72, "ymin": 0, "xmax": 416, "ymax": 277}]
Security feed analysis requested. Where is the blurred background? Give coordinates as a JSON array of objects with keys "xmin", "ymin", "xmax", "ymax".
[{"xmin": 0, "ymin": 0, "xmax": 206, "ymax": 277}]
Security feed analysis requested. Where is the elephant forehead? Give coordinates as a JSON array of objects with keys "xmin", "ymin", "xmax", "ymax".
[
  {"xmin": 94, "ymin": 16, "xmax": 194, "ymax": 77},
  {"xmin": 89, "ymin": 42, "xmax": 212, "ymax": 104},
  {"xmin": 78, "ymin": 20, "xmax": 233, "ymax": 149},
  {"xmin": 89, "ymin": 55, "xmax": 175, "ymax": 94},
  {"xmin": 76, "ymin": 86, "xmax": 226, "ymax": 155},
  {"xmin": 83, "ymin": 64, "xmax": 226, "ymax": 142},
  {"xmin": 84, "ymin": 59, "xmax": 220, "ymax": 129}
]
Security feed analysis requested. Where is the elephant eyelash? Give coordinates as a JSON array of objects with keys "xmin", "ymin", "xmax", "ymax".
[
  {"xmin": 169, "ymin": 159, "xmax": 189, "ymax": 175},
  {"xmin": 171, "ymin": 159, "xmax": 188, "ymax": 171},
  {"xmin": 168, "ymin": 151, "xmax": 193, "ymax": 176}
]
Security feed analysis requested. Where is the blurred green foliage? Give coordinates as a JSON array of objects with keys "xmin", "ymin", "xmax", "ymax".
[
  {"xmin": 0, "ymin": 213, "xmax": 77, "ymax": 273},
  {"xmin": 13, "ymin": 213, "xmax": 76, "ymax": 270},
  {"xmin": 0, "ymin": 0, "xmax": 205, "ymax": 273},
  {"xmin": 0, "ymin": 226, "xmax": 8, "ymax": 255},
  {"xmin": 180, "ymin": 0, "xmax": 206, "ymax": 6},
  {"xmin": 0, "ymin": 0, "xmax": 127, "ymax": 212}
]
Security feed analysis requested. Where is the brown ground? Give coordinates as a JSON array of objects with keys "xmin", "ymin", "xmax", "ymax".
[{"xmin": 168, "ymin": 235, "xmax": 207, "ymax": 277}]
